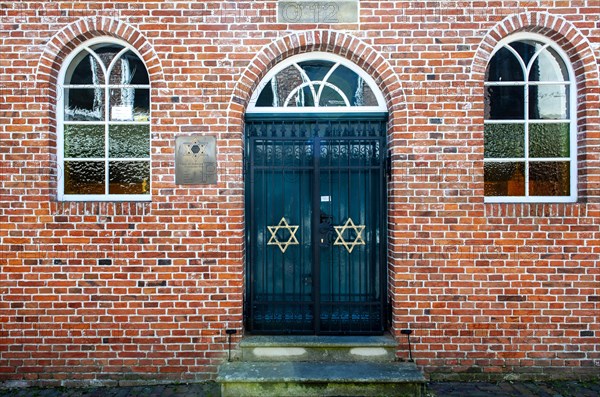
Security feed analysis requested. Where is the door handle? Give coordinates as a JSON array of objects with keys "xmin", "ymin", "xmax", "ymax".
[{"xmin": 319, "ymin": 210, "xmax": 335, "ymax": 247}]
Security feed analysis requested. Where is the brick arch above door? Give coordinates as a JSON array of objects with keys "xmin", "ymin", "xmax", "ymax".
[
  {"xmin": 226, "ymin": 30, "xmax": 407, "ymax": 134},
  {"xmin": 227, "ymin": 30, "xmax": 413, "ymax": 338}
]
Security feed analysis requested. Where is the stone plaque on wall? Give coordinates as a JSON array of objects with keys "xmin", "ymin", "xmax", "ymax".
[
  {"xmin": 175, "ymin": 135, "xmax": 217, "ymax": 185},
  {"xmin": 278, "ymin": 1, "xmax": 359, "ymax": 24}
]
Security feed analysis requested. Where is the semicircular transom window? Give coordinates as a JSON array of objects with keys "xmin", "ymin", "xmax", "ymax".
[
  {"xmin": 484, "ymin": 35, "xmax": 576, "ymax": 203},
  {"xmin": 59, "ymin": 39, "xmax": 151, "ymax": 201},
  {"xmin": 248, "ymin": 53, "xmax": 387, "ymax": 113}
]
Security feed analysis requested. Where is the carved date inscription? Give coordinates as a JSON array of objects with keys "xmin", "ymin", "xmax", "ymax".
[{"xmin": 278, "ymin": 1, "xmax": 358, "ymax": 24}]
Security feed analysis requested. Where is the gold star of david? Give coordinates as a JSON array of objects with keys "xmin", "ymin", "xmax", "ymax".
[
  {"xmin": 267, "ymin": 217, "xmax": 299, "ymax": 253},
  {"xmin": 334, "ymin": 218, "xmax": 365, "ymax": 253}
]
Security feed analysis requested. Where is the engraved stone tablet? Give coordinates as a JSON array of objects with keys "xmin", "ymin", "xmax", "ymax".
[
  {"xmin": 175, "ymin": 135, "xmax": 217, "ymax": 185},
  {"xmin": 278, "ymin": 1, "xmax": 359, "ymax": 24}
]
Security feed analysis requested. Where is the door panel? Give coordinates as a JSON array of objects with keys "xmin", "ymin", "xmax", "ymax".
[
  {"xmin": 246, "ymin": 119, "xmax": 386, "ymax": 335},
  {"xmin": 248, "ymin": 138, "xmax": 314, "ymax": 333},
  {"xmin": 318, "ymin": 138, "xmax": 385, "ymax": 333}
]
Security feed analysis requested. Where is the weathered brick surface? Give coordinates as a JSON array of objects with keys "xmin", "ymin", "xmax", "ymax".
[{"xmin": 1, "ymin": 0, "xmax": 599, "ymax": 386}]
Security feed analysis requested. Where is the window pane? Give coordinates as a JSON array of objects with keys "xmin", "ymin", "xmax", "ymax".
[
  {"xmin": 318, "ymin": 86, "xmax": 347, "ymax": 107},
  {"xmin": 109, "ymin": 125, "xmax": 150, "ymax": 158},
  {"xmin": 528, "ymin": 84, "xmax": 569, "ymax": 120},
  {"xmin": 109, "ymin": 161, "xmax": 150, "ymax": 194},
  {"xmin": 109, "ymin": 88, "xmax": 150, "ymax": 121},
  {"xmin": 109, "ymin": 52, "xmax": 149, "ymax": 86},
  {"xmin": 486, "ymin": 47, "xmax": 524, "ymax": 82},
  {"xmin": 286, "ymin": 86, "xmax": 315, "ymax": 107},
  {"xmin": 64, "ymin": 161, "xmax": 105, "ymax": 195},
  {"xmin": 118, "ymin": 50, "xmax": 149, "ymax": 85},
  {"xmin": 357, "ymin": 80, "xmax": 378, "ymax": 106},
  {"xmin": 64, "ymin": 88, "xmax": 105, "ymax": 121},
  {"xmin": 64, "ymin": 125, "xmax": 105, "ymax": 158},
  {"xmin": 298, "ymin": 60, "xmax": 334, "ymax": 81},
  {"xmin": 509, "ymin": 40, "xmax": 543, "ymax": 65},
  {"xmin": 273, "ymin": 65, "xmax": 304, "ymax": 107},
  {"xmin": 66, "ymin": 52, "xmax": 105, "ymax": 85},
  {"xmin": 255, "ymin": 80, "xmax": 274, "ymax": 107},
  {"xmin": 326, "ymin": 65, "xmax": 357, "ymax": 104},
  {"xmin": 529, "ymin": 47, "xmax": 569, "ymax": 82},
  {"xmin": 91, "ymin": 44, "xmax": 125, "ymax": 72},
  {"xmin": 484, "ymin": 162, "xmax": 525, "ymax": 196},
  {"xmin": 529, "ymin": 123, "xmax": 570, "ymax": 158},
  {"xmin": 484, "ymin": 123, "xmax": 524, "ymax": 158},
  {"xmin": 529, "ymin": 161, "xmax": 570, "ymax": 196},
  {"xmin": 484, "ymin": 86, "xmax": 525, "ymax": 120}
]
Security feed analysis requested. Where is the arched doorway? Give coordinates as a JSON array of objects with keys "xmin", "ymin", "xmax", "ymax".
[{"xmin": 245, "ymin": 52, "xmax": 388, "ymax": 335}]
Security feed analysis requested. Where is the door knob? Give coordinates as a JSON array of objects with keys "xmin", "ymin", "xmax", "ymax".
[{"xmin": 302, "ymin": 274, "xmax": 312, "ymax": 284}]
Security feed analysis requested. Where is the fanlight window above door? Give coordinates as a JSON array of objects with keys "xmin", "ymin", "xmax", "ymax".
[{"xmin": 248, "ymin": 53, "xmax": 387, "ymax": 113}]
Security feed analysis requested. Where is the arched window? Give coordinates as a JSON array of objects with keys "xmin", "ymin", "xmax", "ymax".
[
  {"xmin": 484, "ymin": 33, "xmax": 576, "ymax": 203},
  {"xmin": 248, "ymin": 52, "xmax": 387, "ymax": 115},
  {"xmin": 58, "ymin": 38, "xmax": 151, "ymax": 201}
]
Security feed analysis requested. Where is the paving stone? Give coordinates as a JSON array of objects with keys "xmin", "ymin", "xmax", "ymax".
[
  {"xmin": 427, "ymin": 381, "xmax": 600, "ymax": 397},
  {"xmin": 1, "ymin": 380, "xmax": 599, "ymax": 397},
  {"xmin": 511, "ymin": 382, "xmax": 546, "ymax": 397},
  {"xmin": 0, "ymin": 383, "xmax": 219, "ymax": 397},
  {"xmin": 548, "ymin": 380, "xmax": 600, "ymax": 397}
]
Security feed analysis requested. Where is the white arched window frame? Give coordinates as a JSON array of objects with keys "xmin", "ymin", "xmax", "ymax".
[
  {"xmin": 247, "ymin": 52, "xmax": 387, "ymax": 115},
  {"xmin": 57, "ymin": 37, "xmax": 151, "ymax": 201},
  {"xmin": 484, "ymin": 32, "xmax": 577, "ymax": 203}
]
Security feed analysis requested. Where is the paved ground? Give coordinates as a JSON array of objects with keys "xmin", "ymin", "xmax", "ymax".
[
  {"xmin": 427, "ymin": 380, "xmax": 600, "ymax": 397},
  {"xmin": 0, "ymin": 380, "xmax": 599, "ymax": 396},
  {"xmin": 0, "ymin": 383, "xmax": 220, "ymax": 397}
]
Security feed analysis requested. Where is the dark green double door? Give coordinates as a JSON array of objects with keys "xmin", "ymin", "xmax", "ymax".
[{"xmin": 245, "ymin": 118, "xmax": 387, "ymax": 335}]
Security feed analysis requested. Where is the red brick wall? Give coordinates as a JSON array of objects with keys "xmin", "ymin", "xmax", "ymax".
[{"xmin": 1, "ymin": 0, "xmax": 599, "ymax": 386}]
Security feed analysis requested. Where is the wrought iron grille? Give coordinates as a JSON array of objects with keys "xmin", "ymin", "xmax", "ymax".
[{"xmin": 246, "ymin": 118, "xmax": 387, "ymax": 335}]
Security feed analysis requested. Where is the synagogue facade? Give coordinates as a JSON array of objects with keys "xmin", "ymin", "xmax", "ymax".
[{"xmin": 0, "ymin": 0, "xmax": 599, "ymax": 387}]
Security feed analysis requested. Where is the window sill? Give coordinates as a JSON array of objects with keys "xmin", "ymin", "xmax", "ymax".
[
  {"xmin": 484, "ymin": 196, "xmax": 577, "ymax": 204},
  {"xmin": 59, "ymin": 194, "xmax": 152, "ymax": 202}
]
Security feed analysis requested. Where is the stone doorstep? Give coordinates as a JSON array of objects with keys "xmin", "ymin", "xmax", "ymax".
[
  {"xmin": 217, "ymin": 361, "xmax": 426, "ymax": 383},
  {"xmin": 218, "ymin": 361, "xmax": 426, "ymax": 397},
  {"xmin": 239, "ymin": 334, "xmax": 399, "ymax": 362},
  {"xmin": 221, "ymin": 382, "xmax": 423, "ymax": 397}
]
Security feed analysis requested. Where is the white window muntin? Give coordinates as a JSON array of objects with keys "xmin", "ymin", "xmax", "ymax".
[
  {"xmin": 484, "ymin": 32, "xmax": 577, "ymax": 203},
  {"xmin": 57, "ymin": 37, "xmax": 151, "ymax": 201}
]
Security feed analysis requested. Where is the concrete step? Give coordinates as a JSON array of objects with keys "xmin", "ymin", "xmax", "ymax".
[
  {"xmin": 240, "ymin": 334, "xmax": 397, "ymax": 362},
  {"xmin": 218, "ymin": 361, "xmax": 426, "ymax": 397}
]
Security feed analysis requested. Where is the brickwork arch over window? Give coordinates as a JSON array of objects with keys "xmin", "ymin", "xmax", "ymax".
[
  {"xmin": 484, "ymin": 33, "xmax": 577, "ymax": 203},
  {"xmin": 58, "ymin": 38, "xmax": 151, "ymax": 201}
]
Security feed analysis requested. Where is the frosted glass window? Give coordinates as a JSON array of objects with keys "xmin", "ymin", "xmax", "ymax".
[
  {"xmin": 59, "ymin": 40, "xmax": 151, "ymax": 200},
  {"xmin": 484, "ymin": 37, "xmax": 575, "ymax": 202}
]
